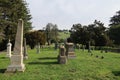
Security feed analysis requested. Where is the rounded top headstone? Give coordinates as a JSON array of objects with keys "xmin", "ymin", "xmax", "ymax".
[
  {"xmin": 7, "ymin": 39, "xmax": 12, "ymax": 46},
  {"xmin": 7, "ymin": 39, "xmax": 11, "ymax": 45},
  {"xmin": 60, "ymin": 45, "xmax": 64, "ymax": 49},
  {"xmin": 66, "ymin": 43, "xmax": 73, "ymax": 46},
  {"xmin": 19, "ymin": 18, "xmax": 23, "ymax": 21},
  {"xmin": 18, "ymin": 19, "xmax": 23, "ymax": 23}
]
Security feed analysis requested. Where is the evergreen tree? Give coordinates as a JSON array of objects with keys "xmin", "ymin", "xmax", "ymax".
[{"xmin": 0, "ymin": 0, "xmax": 32, "ymax": 50}]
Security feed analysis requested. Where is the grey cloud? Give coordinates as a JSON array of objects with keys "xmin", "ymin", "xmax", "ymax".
[{"xmin": 26, "ymin": 0, "xmax": 120, "ymax": 29}]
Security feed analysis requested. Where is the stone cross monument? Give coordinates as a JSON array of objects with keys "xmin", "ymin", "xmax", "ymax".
[
  {"xmin": 6, "ymin": 39, "xmax": 12, "ymax": 58},
  {"xmin": 6, "ymin": 19, "xmax": 25, "ymax": 72}
]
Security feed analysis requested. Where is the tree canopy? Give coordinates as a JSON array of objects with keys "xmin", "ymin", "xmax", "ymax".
[
  {"xmin": 0, "ymin": 0, "xmax": 32, "ymax": 39},
  {"xmin": 0, "ymin": 0, "xmax": 32, "ymax": 50},
  {"xmin": 110, "ymin": 10, "xmax": 120, "ymax": 26},
  {"xmin": 45, "ymin": 23, "xmax": 59, "ymax": 45},
  {"xmin": 25, "ymin": 30, "xmax": 46, "ymax": 49},
  {"xmin": 109, "ymin": 10, "xmax": 120, "ymax": 45},
  {"xmin": 70, "ymin": 20, "xmax": 111, "ymax": 47}
]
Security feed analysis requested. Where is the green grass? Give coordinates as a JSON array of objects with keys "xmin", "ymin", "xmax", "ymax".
[{"xmin": 0, "ymin": 48, "xmax": 120, "ymax": 80}]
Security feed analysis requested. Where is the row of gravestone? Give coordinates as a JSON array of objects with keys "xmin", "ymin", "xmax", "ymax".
[
  {"xmin": 5, "ymin": 19, "xmax": 76, "ymax": 73},
  {"xmin": 5, "ymin": 19, "xmax": 42, "ymax": 72},
  {"xmin": 58, "ymin": 43, "xmax": 76, "ymax": 64},
  {"xmin": 6, "ymin": 38, "xmax": 28, "ymax": 60}
]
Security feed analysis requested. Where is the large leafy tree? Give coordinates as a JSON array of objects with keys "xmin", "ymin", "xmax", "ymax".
[
  {"xmin": 109, "ymin": 25, "xmax": 120, "ymax": 45},
  {"xmin": 70, "ymin": 24, "xmax": 87, "ymax": 44},
  {"xmin": 92, "ymin": 20, "xmax": 107, "ymax": 46},
  {"xmin": 70, "ymin": 20, "xmax": 111, "ymax": 47},
  {"xmin": 45, "ymin": 23, "xmax": 59, "ymax": 45},
  {"xmin": 109, "ymin": 10, "xmax": 120, "ymax": 45},
  {"xmin": 25, "ymin": 31, "xmax": 46, "ymax": 49},
  {"xmin": 51, "ymin": 24, "xmax": 59, "ymax": 43}
]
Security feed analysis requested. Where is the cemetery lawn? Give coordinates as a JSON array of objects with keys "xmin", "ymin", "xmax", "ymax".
[{"xmin": 0, "ymin": 48, "xmax": 120, "ymax": 80}]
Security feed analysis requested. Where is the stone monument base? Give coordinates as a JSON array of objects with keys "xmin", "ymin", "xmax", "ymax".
[
  {"xmin": 58, "ymin": 56, "xmax": 67, "ymax": 64},
  {"xmin": 6, "ymin": 54, "xmax": 11, "ymax": 58},
  {"xmin": 24, "ymin": 56, "xmax": 28, "ymax": 60},
  {"xmin": 6, "ymin": 64, "xmax": 25, "ymax": 72},
  {"xmin": 6, "ymin": 55, "xmax": 25, "ymax": 72},
  {"xmin": 67, "ymin": 52, "xmax": 76, "ymax": 59}
]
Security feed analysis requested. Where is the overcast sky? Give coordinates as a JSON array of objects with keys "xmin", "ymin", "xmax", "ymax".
[{"xmin": 26, "ymin": 0, "xmax": 120, "ymax": 30}]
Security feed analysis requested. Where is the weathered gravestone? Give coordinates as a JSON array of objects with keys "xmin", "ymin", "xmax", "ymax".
[
  {"xmin": 58, "ymin": 46, "xmax": 67, "ymax": 64},
  {"xmin": 65, "ymin": 43, "xmax": 76, "ymax": 59},
  {"xmin": 82, "ymin": 45, "xmax": 85, "ymax": 51},
  {"xmin": 6, "ymin": 39, "xmax": 12, "ymax": 58},
  {"xmin": 6, "ymin": 19, "xmax": 25, "ymax": 72},
  {"xmin": 54, "ymin": 43, "xmax": 58, "ymax": 50},
  {"xmin": 78, "ymin": 44, "xmax": 80, "ymax": 50},
  {"xmin": 23, "ymin": 38, "xmax": 28, "ymax": 59},
  {"xmin": 88, "ymin": 41, "xmax": 91, "ymax": 53},
  {"xmin": 36, "ymin": 43, "xmax": 40, "ymax": 54}
]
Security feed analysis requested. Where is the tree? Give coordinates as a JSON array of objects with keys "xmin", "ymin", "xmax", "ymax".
[
  {"xmin": 70, "ymin": 23, "xmax": 95, "ymax": 45},
  {"xmin": 92, "ymin": 20, "xmax": 107, "ymax": 46},
  {"xmin": 0, "ymin": 0, "xmax": 32, "ymax": 35},
  {"xmin": 70, "ymin": 24, "xmax": 83, "ymax": 44},
  {"xmin": 70, "ymin": 20, "xmax": 111, "ymax": 48},
  {"xmin": 25, "ymin": 31, "xmax": 46, "ymax": 49},
  {"xmin": 45, "ymin": 23, "xmax": 53, "ymax": 45},
  {"xmin": 45, "ymin": 23, "xmax": 59, "ymax": 45},
  {"xmin": 110, "ymin": 10, "xmax": 120, "ymax": 26},
  {"xmin": 0, "ymin": 0, "xmax": 32, "ymax": 50},
  {"xmin": 109, "ymin": 10, "xmax": 120, "ymax": 45},
  {"xmin": 109, "ymin": 25, "xmax": 120, "ymax": 45},
  {"xmin": 51, "ymin": 24, "xmax": 59, "ymax": 43}
]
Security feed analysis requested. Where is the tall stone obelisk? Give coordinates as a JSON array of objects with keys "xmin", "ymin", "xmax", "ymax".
[{"xmin": 6, "ymin": 19, "xmax": 25, "ymax": 72}]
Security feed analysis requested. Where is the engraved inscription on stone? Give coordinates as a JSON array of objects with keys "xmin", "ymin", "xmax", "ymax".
[{"xmin": 68, "ymin": 47, "xmax": 74, "ymax": 52}]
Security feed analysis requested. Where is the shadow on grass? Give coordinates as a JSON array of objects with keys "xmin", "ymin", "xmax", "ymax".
[
  {"xmin": 38, "ymin": 57, "xmax": 57, "ymax": 60},
  {"xmin": 28, "ymin": 61, "xmax": 58, "ymax": 65},
  {"xmin": 112, "ymin": 71, "xmax": 120, "ymax": 76},
  {"xmin": 28, "ymin": 57, "xmax": 58, "ymax": 65},
  {"xmin": 0, "ymin": 57, "xmax": 6, "ymax": 59},
  {"xmin": 0, "ymin": 69, "xmax": 6, "ymax": 73},
  {"xmin": 113, "ymin": 57, "xmax": 120, "ymax": 59}
]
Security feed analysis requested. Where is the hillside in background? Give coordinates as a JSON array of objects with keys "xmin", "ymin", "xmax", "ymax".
[{"xmin": 58, "ymin": 30, "xmax": 70, "ymax": 40}]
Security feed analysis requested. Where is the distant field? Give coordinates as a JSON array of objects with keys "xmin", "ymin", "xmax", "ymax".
[
  {"xmin": 58, "ymin": 31, "xmax": 70, "ymax": 39},
  {"xmin": 0, "ymin": 47, "xmax": 120, "ymax": 80}
]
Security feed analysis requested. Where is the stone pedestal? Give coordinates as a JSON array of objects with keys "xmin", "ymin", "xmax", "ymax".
[
  {"xmin": 6, "ymin": 55, "xmax": 25, "ymax": 72},
  {"xmin": 6, "ymin": 41, "xmax": 12, "ymax": 58},
  {"xmin": 66, "ymin": 43, "xmax": 76, "ymax": 59},
  {"xmin": 6, "ymin": 19, "xmax": 25, "ymax": 72},
  {"xmin": 58, "ymin": 56, "xmax": 67, "ymax": 64},
  {"xmin": 58, "ymin": 46, "xmax": 67, "ymax": 64}
]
